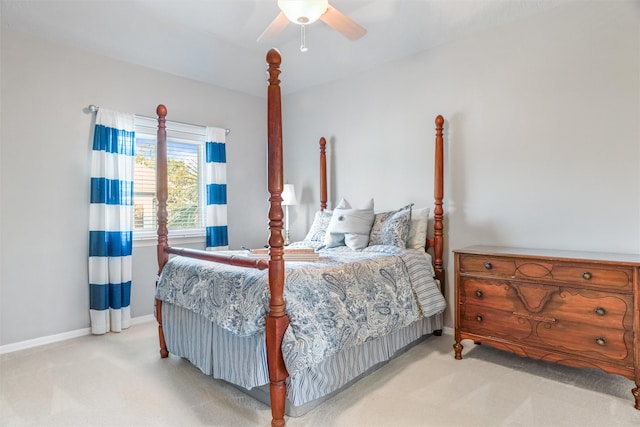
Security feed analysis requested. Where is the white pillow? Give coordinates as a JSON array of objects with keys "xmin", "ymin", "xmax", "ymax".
[
  {"xmin": 406, "ymin": 207, "xmax": 430, "ymax": 250},
  {"xmin": 324, "ymin": 198, "xmax": 375, "ymax": 250}
]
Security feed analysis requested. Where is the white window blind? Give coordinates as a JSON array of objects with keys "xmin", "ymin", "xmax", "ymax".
[{"xmin": 133, "ymin": 116, "xmax": 207, "ymax": 239}]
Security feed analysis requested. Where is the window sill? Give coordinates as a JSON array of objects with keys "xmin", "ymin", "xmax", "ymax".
[{"xmin": 133, "ymin": 230, "xmax": 205, "ymax": 248}]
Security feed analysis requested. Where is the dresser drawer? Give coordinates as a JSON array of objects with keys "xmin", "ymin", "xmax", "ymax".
[
  {"xmin": 459, "ymin": 303, "xmax": 532, "ymax": 341},
  {"xmin": 535, "ymin": 321, "xmax": 632, "ymax": 364},
  {"xmin": 461, "ymin": 304, "xmax": 633, "ymax": 364},
  {"xmin": 461, "ymin": 277, "xmax": 633, "ymax": 330},
  {"xmin": 459, "ymin": 254, "xmax": 633, "ymax": 291},
  {"xmin": 539, "ymin": 288, "xmax": 633, "ymax": 331},
  {"xmin": 551, "ymin": 263, "xmax": 633, "ymax": 290},
  {"xmin": 459, "ymin": 277, "xmax": 521, "ymax": 312},
  {"xmin": 459, "ymin": 255, "xmax": 518, "ymax": 277}
]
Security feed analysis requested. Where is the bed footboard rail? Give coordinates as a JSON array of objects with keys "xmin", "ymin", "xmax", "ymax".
[{"xmin": 166, "ymin": 246, "xmax": 269, "ymax": 270}]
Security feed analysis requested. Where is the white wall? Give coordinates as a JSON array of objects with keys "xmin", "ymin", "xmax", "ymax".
[
  {"xmin": 0, "ymin": 28, "xmax": 269, "ymax": 346},
  {"xmin": 282, "ymin": 1, "xmax": 640, "ymax": 327}
]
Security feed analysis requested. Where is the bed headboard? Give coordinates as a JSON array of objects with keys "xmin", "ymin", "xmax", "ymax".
[{"xmin": 314, "ymin": 116, "xmax": 445, "ymax": 287}]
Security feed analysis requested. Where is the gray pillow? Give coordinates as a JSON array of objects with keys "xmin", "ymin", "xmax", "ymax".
[
  {"xmin": 324, "ymin": 198, "xmax": 375, "ymax": 250},
  {"xmin": 368, "ymin": 204, "xmax": 413, "ymax": 248}
]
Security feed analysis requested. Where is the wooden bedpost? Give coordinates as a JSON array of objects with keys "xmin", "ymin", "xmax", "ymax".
[
  {"xmin": 265, "ymin": 48, "xmax": 289, "ymax": 427},
  {"xmin": 155, "ymin": 104, "xmax": 169, "ymax": 358},
  {"xmin": 319, "ymin": 137, "xmax": 327, "ymax": 211},
  {"xmin": 433, "ymin": 115, "xmax": 445, "ymax": 289}
]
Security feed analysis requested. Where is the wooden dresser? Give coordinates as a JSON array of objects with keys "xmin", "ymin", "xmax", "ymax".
[{"xmin": 453, "ymin": 246, "xmax": 640, "ymax": 410}]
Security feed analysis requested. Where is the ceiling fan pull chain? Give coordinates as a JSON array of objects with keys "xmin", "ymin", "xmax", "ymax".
[{"xmin": 300, "ymin": 24, "xmax": 309, "ymax": 52}]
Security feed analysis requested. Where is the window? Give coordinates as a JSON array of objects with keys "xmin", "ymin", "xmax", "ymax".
[{"xmin": 133, "ymin": 117, "xmax": 207, "ymax": 239}]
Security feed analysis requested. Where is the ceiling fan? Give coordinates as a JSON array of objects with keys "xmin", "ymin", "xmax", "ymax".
[{"xmin": 258, "ymin": 0, "xmax": 367, "ymax": 51}]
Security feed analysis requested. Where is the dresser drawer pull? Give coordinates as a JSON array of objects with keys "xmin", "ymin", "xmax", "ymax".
[
  {"xmin": 484, "ymin": 262, "xmax": 493, "ymax": 270},
  {"xmin": 475, "ymin": 290, "xmax": 484, "ymax": 298},
  {"xmin": 595, "ymin": 337, "xmax": 606, "ymax": 346},
  {"xmin": 582, "ymin": 271, "xmax": 592, "ymax": 280},
  {"xmin": 513, "ymin": 312, "xmax": 557, "ymax": 323},
  {"xmin": 476, "ymin": 314, "xmax": 483, "ymax": 322},
  {"xmin": 594, "ymin": 307, "xmax": 606, "ymax": 316}
]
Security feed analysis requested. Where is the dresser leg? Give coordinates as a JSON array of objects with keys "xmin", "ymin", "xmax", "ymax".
[
  {"xmin": 632, "ymin": 386, "xmax": 639, "ymax": 410},
  {"xmin": 453, "ymin": 341, "xmax": 463, "ymax": 360}
]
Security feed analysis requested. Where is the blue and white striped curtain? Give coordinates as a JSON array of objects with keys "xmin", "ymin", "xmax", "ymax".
[
  {"xmin": 205, "ymin": 127, "xmax": 228, "ymax": 250},
  {"xmin": 89, "ymin": 109, "xmax": 135, "ymax": 335}
]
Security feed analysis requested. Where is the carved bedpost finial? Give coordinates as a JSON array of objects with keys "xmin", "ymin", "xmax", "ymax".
[
  {"xmin": 267, "ymin": 49, "xmax": 282, "ymax": 85},
  {"xmin": 267, "ymin": 48, "xmax": 282, "ymax": 66},
  {"xmin": 157, "ymin": 104, "xmax": 167, "ymax": 118}
]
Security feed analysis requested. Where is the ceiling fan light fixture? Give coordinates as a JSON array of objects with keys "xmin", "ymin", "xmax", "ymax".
[{"xmin": 278, "ymin": 0, "xmax": 329, "ymax": 25}]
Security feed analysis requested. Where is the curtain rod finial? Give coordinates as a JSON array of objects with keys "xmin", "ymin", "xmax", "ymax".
[{"xmin": 89, "ymin": 105, "xmax": 99, "ymax": 113}]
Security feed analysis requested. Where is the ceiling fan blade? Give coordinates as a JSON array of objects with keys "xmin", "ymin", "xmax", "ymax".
[
  {"xmin": 320, "ymin": 5, "xmax": 367, "ymax": 41},
  {"xmin": 257, "ymin": 12, "xmax": 290, "ymax": 42}
]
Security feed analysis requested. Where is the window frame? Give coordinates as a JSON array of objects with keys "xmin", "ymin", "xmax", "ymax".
[{"xmin": 133, "ymin": 116, "xmax": 208, "ymax": 242}]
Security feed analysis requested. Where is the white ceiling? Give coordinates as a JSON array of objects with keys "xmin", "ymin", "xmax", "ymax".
[{"xmin": 2, "ymin": 0, "xmax": 571, "ymax": 98}]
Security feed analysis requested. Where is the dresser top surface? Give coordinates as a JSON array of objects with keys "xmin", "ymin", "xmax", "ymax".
[{"xmin": 454, "ymin": 245, "xmax": 640, "ymax": 265}]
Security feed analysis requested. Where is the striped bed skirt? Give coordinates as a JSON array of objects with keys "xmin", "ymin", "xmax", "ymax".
[{"xmin": 162, "ymin": 302, "xmax": 443, "ymax": 416}]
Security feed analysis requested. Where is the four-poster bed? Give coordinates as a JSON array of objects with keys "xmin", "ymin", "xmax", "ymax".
[{"xmin": 154, "ymin": 49, "xmax": 447, "ymax": 426}]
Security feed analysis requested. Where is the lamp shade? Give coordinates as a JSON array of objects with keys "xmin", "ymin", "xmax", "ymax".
[
  {"xmin": 278, "ymin": 0, "xmax": 329, "ymax": 25},
  {"xmin": 281, "ymin": 184, "xmax": 298, "ymax": 206}
]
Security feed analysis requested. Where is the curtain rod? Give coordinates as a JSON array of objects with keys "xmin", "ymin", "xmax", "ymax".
[{"xmin": 87, "ymin": 104, "xmax": 231, "ymax": 135}]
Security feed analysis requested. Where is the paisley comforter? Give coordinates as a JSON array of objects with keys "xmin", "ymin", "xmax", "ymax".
[{"xmin": 156, "ymin": 245, "xmax": 446, "ymax": 375}]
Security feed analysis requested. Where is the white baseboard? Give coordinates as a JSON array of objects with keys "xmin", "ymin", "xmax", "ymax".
[{"xmin": 0, "ymin": 314, "xmax": 156, "ymax": 355}]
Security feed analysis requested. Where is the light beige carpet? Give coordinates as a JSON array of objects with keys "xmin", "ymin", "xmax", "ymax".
[{"xmin": 1, "ymin": 321, "xmax": 638, "ymax": 426}]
